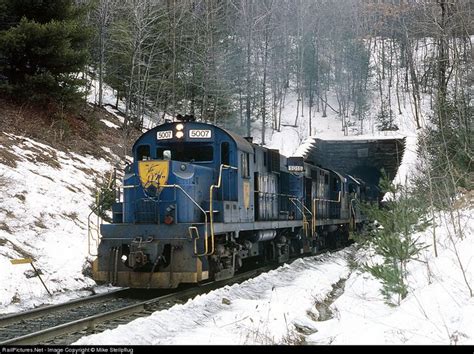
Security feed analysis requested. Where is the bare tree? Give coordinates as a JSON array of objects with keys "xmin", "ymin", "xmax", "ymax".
[{"xmin": 94, "ymin": 0, "xmax": 119, "ymax": 108}]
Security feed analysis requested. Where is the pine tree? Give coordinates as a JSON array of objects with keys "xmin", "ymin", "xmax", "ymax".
[
  {"xmin": 0, "ymin": 0, "xmax": 90, "ymax": 103},
  {"xmin": 362, "ymin": 173, "xmax": 429, "ymax": 305}
]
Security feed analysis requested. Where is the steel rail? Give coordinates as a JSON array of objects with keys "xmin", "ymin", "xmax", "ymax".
[
  {"xmin": 0, "ymin": 266, "xmax": 273, "ymax": 345},
  {"xmin": 0, "ymin": 287, "xmax": 130, "ymax": 328}
]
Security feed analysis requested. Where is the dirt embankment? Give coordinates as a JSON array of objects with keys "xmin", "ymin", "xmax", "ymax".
[{"xmin": 0, "ymin": 96, "xmax": 141, "ymax": 163}]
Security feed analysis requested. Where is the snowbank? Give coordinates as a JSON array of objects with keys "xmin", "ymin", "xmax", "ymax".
[
  {"xmin": 0, "ymin": 133, "xmax": 113, "ymax": 313},
  {"xmin": 307, "ymin": 207, "xmax": 474, "ymax": 345}
]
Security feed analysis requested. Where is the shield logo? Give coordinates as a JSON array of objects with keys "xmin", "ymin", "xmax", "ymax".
[{"xmin": 138, "ymin": 160, "xmax": 169, "ymax": 196}]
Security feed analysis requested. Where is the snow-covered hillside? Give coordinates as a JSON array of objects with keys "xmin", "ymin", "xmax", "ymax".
[{"xmin": 0, "ymin": 132, "xmax": 118, "ymax": 313}]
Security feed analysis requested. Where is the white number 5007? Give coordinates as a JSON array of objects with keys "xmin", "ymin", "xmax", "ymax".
[
  {"xmin": 189, "ymin": 129, "xmax": 212, "ymax": 139},
  {"xmin": 157, "ymin": 130, "xmax": 172, "ymax": 140}
]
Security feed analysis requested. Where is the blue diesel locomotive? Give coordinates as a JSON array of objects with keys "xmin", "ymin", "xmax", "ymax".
[{"xmin": 91, "ymin": 119, "xmax": 368, "ymax": 288}]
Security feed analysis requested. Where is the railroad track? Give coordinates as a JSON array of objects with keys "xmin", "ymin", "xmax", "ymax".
[{"xmin": 0, "ymin": 266, "xmax": 273, "ymax": 345}]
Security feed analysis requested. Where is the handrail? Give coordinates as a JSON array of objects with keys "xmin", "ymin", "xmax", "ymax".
[
  {"xmin": 87, "ymin": 187, "xmax": 104, "ymax": 257},
  {"xmin": 121, "ymin": 185, "xmax": 138, "ymax": 189},
  {"xmin": 160, "ymin": 184, "xmax": 209, "ymax": 256},
  {"xmin": 312, "ymin": 191, "xmax": 341, "ymax": 234},
  {"xmin": 209, "ymin": 164, "xmax": 238, "ymax": 256},
  {"xmin": 87, "ymin": 206, "xmax": 101, "ymax": 257},
  {"xmin": 254, "ymin": 191, "xmax": 296, "ymax": 198},
  {"xmin": 88, "ymin": 169, "xmax": 116, "ymax": 257},
  {"xmin": 117, "ymin": 183, "xmax": 208, "ymax": 256},
  {"xmin": 289, "ymin": 197, "xmax": 313, "ymax": 216},
  {"xmin": 289, "ymin": 197, "xmax": 313, "ymax": 237},
  {"xmin": 349, "ymin": 198, "xmax": 358, "ymax": 230}
]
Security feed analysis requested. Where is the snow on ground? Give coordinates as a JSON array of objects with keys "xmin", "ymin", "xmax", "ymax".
[
  {"xmin": 87, "ymin": 78, "xmax": 164, "ymax": 131},
  {"xmin": 307, "ymin": 207, "xmax": 474, "ymax": 345},
  {"xmin": 0, "ymin": 133, "xmax": 115, "ymax": 314},
  {"xmin": 100, "ymin": 119, "xmax": 120, "ymax": 129},
  {"xmin": 75, "ymin": 206, "xmax": 473, "ymax": 345},
  {"xmin": 75, "ymin": 249, "xmax": 351, "ymax": 345}
]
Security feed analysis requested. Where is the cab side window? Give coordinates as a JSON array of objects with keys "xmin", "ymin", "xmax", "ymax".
[{"xmin": 221, "ymin": 142, "xmax": 230, "ymax": 165}]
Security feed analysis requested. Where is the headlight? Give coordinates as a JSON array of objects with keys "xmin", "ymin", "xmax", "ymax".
[
  {"xmin": 176, "ymin": 123, "xmax": 184, "ymax": 131},
  {"xmin": 121, "ymin": 255, "xmax": 128, "ymax": 262},
  {"xmin": 176, "ymin": 131, "xmax": 184, "ymax": 139}
]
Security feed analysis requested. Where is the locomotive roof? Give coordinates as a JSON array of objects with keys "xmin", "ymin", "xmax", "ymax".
[
  {"xmin": 219, "ymin": 126, "xmax": 254, "ymax": 154},
  {"xmin": 347, "ymin": 175, "xmax": 361, "ymax": 185},
  {"xmin": 133, "ymin": 121, "xmax": 254, "ymax": 154}
]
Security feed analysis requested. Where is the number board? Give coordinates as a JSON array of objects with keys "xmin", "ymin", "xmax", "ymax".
[
  {"xmin": 288, "ymin": 165, "xmax": 304, "ymax": 172},
  {"xmin": 189, "ymin": 129, "xmax": 212, "ymax": 139},
  {"xmin": 157, "ymin": 130, "xmax": 173, "ymax": 140},
  {"xmin": 287, "ymin": 156, "xmax": 304, "ymax": 173}
]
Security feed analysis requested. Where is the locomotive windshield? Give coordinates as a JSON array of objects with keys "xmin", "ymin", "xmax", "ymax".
[
  {"xmin": 156, "ymin": 144, "xmax": 213, "ymax": 162},
  {"xmin": 137, "ymin": 145, "xmax": 150, "ymax": 160}
]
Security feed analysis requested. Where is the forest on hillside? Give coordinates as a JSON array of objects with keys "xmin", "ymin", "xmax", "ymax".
[{"xmin": 0, "ymin": 0, "xmax": 472, "ymax": 202}]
